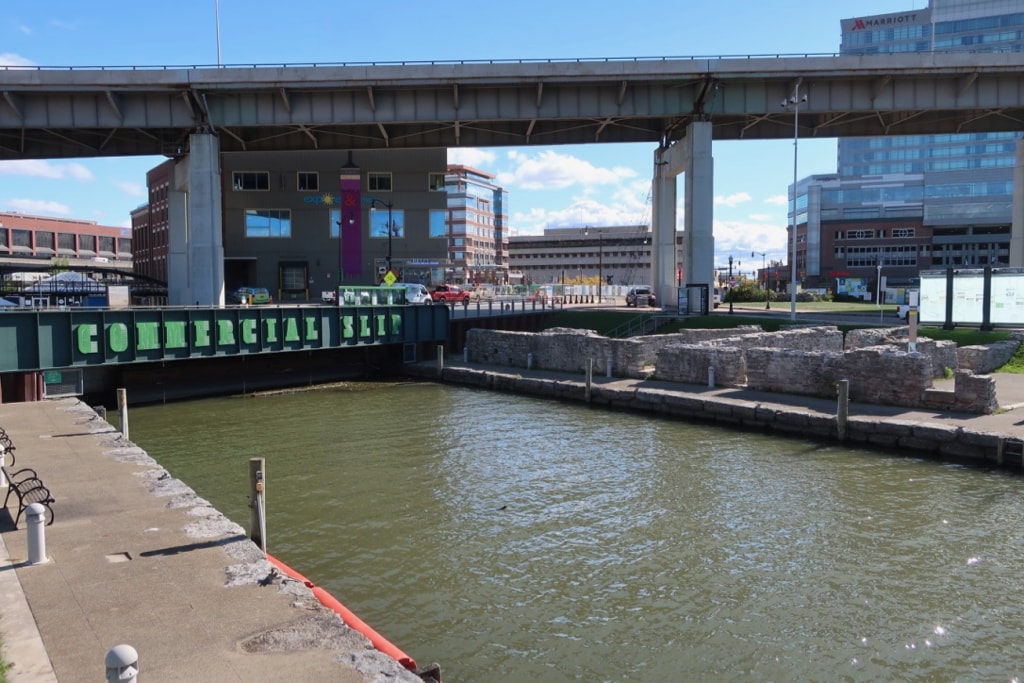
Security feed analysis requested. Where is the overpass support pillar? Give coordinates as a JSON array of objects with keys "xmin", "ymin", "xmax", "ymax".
[
  {"xmin": 652, "ymin": 121, "xmax": 713, "ymax": 312},
  {"xmin": 167, "ymin": 132, "xmax": 226, "ymax": 306}
]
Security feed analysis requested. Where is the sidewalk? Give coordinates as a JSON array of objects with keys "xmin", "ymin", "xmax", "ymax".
[{"xmin": 0, "ymin": 399, "xmax": 423, "ymax": 683}]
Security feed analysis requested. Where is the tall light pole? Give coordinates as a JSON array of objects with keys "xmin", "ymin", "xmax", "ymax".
[
  {"xmin": 214, "ymin": 0, "xmax": 222, "ymax": 66},
  {"xmin": 585, "ymin": 227, "xmax": 598, "ymax": 301},
  {"xmin": 584, "ymin": 227, "xmax": 603, "ymax": 303},
  {"xmin": 877, "ymin": 254, "xmax": 883, "ymax": 323},
  {"xmin": 728, "ymin": 254, "xmax": 734, "ymax": 314},
  {"xmin": 784, "ymin": 81, "xmax": 806, "ymax": 322},
  {"xmin": 752, "ymin": 250, "xmax": 769, "ymax": 309},
  {"xmin": 368, "ymin": 197, "xmax": 394, "ymax": 278}
]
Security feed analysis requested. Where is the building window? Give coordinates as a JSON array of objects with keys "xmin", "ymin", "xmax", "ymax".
[
  {"xmin": 12, "ymin": 229, "xmax": 31, "ymax": 251},
  {"xmin": 892, "ymin": 227, "xmax": 915, "ymax": 238},
  {"xmin": 329, "ymin": 209, "xmax": 341, "ymax": 238},
  {"xmin": 428, "ymin": 173, "xmax": 446, "ymax": 191},
  {"xmin": 245, "ymin": 209, "xmax": 292, "ymax": 238},
  {"xmin": 57, "ymin": 232, "xmax": 76, "ymax": 254},
  {"xmin": 429, "ymin": 210, "xmax": 447, "ymax": 238},
  {"xmin": 35, "ymin": 231, "xmax": 55, "ymax": 253},
  {"xmin": 369, "ymin": 209, "xmax": 404, "ymax": 238},
  {"xmin": 297, "ymin": 172, "xmax": 319, "ymax": 191},
  {"xmin": 233, "ymin": 172, "xmax": 270, "ymax": 191},
  {"xmin": 368, "ymin": 172, "xmax": 392, "ymax": 192},
  {"xmin": 849, "ymin": 229, "xmax": 875, "ymax": 240}
]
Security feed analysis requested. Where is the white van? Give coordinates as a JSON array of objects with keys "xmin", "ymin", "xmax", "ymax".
[
  {"xmin": 713, "ymin": 287, "xmax": 722, "ymax": 308},
  {"xmin": 400, "ymin": 283, "xmax": 433, "ymax": 305}
]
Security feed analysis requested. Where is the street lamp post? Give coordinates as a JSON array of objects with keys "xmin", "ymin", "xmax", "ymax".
[
  {"xmin": 752, "ymin": 250, "xmax": 769, "ymax": 309},
  {"xmin": 367, "ymin": 197, "xmax": 394, "ymax": 277},
  {"xmin": 877, "ymin": 255, "xmax": 883, "ymax": 323},
  {"xmin": 728, "ymin": 255, "xmax": 734, "ymax": 314},
  {"xmin": 583, "ymin": 226, "xmax": 603, "ymax": 303},
  {"xmin": 784, "ymin": 81, "xmax": 806, "ymax": 322}
]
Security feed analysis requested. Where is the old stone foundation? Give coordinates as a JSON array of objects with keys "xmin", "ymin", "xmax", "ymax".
[{"xmin": 464, "ymin": 325, "xmax": 1022, "ymax": 415}]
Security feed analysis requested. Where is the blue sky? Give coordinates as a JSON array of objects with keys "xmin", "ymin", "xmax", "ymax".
[{"xmin": 0, "ymin": 0, "xmax": 922, "ymax": 275}]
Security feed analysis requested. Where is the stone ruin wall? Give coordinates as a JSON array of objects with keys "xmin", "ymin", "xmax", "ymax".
[
  {"xmin": 958, "ymin": 334, "xmax": 1024, "ymax": 374},
  {"xmin": 465, "ymin": 325, "xmax": 1002, "ymax": 413},
  {"xmin": 845, "ymin": 328, "xmax": 959, "ymax": 379}
]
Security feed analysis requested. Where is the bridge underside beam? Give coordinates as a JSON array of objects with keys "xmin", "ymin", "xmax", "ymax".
[{"xmin": 1, "ymin": 54, "xmax": 1023, "ymax": 159}]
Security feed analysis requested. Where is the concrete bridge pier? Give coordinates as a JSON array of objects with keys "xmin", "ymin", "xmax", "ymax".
[
  {"xmin": 653, "ymin": 121, "xmax": 714, "ymax": 313},
  {"xmin": 167, "ymin": 132, "xmax": 226, "ymax": 307}
]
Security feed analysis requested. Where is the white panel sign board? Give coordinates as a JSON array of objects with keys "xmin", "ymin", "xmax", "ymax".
[{"xmin": 919, "ymin": 269, "xmax": 1024, "ymax": 326}]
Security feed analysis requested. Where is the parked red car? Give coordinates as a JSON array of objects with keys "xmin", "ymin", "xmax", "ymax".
[{"xmin": 431, "ymin": 284, "xmax": 471, "ymax": 303}]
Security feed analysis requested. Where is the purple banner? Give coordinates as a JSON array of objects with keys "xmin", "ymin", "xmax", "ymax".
[{"xmin": 339, "ymin": 173, "xmax": 362, "ymax": 278}]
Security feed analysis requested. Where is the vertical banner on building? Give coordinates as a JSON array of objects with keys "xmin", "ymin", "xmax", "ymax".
[{"xmin": 340, "ymin": 167, "xmax": 363, "ymax": 277}]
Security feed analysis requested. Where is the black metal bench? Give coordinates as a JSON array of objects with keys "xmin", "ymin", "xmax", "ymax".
[
  {"xmin": 0, "ymin": 427, "xmax": 15, "ymax": 468},
  {"xmin": 3, "ymin": 466, "xmax": 55, "ymax": 529}
]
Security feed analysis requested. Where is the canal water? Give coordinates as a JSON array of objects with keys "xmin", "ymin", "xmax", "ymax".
[{"xmin": 127, "ymin": 382, "xmax": 1024, "ymax": 682}]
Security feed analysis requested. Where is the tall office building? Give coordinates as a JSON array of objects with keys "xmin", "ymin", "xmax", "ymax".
[
  {"xmin": 444, "ymin": 165, "xmax": 510, "ymax": 285},
  {"xmin": 798, "ymin": 0, "xmax": 1024, "ymax": 291}
]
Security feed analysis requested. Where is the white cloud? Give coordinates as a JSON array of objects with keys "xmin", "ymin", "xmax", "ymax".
[
  {"xmin": 18, "ymin": 26, "xmax": 32, "ymax": 36},
  {"xmin": 765, "ymin": 194, "xmax": 788, "ymax": 206},
  {"xmin": 713, "ymin": 217, "xmax": 788, "ymax": 263},
  {"xmin": 0, "ymin": 160, "xmax": 94, "ymax": 181},
  {"xmin": 6, "ymin": 199, "xmax": 72, "ymax": 215},
  {"xmin": 714, "ymin": 192, "xmax": 752, "ymax": 207},
  {"xmin": 500, "ymin": 150, "xmax": 636, "ymax": 191},
  {"xmin": 0, "ymin": 52, "xmax": 35, "ymax": 67},
  {"xmin": 447, "ymin": 148, "xmax": 497, "ymax": 168},
  {"xmin": 114, "ymin": 180, "xmax": 146, "ymax": 198}
]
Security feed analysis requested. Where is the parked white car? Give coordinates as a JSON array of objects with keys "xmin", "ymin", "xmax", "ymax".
[{"xmin": 400, "ymin": 283, "xmax": 433, "ymax": 305}]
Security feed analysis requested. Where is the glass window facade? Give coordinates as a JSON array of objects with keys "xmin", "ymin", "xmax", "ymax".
[{"xmin": 245, "ymin": 209, "xmax": 291, "ymax": 238}]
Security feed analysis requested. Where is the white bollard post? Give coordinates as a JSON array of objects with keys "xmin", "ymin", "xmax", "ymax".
[
  {"xmin": 117, "ymin": 388, "xmax": 129, "ymax": 440},
  {"xmin": 708, "ymin": 365, "xmax": 716, "ymax": 387},
  {"xmin": 106, "ymin": 644, "xmax": 139, "ymax": 683},
  {"xmin": 26, "ymin": 503, "xmax": 48, "ymax": 565},
  {"xmin": 606, "ymin": 357, "xmax": 613, "ymax": 378},
  {"xmin": 436, "ymin": 345, "xmax": 445, "ymax": 377},
  {"xmin": 0, "ymin": 444, "xmax": 6, "ymax": 488}
]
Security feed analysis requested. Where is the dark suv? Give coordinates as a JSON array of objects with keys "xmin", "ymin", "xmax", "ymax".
[{"xmin": 625, "ymin": 286, "xmax": 657, "ymax": 307}]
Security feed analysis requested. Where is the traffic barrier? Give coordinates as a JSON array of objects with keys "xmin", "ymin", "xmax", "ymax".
[{"xmin": 266, "ymin": 553, "xmax": 418, "ymax": 672}]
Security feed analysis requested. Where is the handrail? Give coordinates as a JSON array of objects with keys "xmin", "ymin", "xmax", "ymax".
[{"xmin": 2, "ymin": 48, "xmax": 1014, "ymax": 72}]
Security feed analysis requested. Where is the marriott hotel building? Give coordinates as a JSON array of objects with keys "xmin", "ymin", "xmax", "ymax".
[{"xmin": 793, "ymin": 0, "xmax": 1024, "ymax": 292}]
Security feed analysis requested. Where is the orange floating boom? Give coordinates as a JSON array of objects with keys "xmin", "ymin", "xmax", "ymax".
[{"xmin": 266, "ymin": 553, "xmax": 418, "ymax": 671}]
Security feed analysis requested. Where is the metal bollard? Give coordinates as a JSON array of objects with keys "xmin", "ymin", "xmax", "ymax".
[
  {"xmin": 436, "ymin": 344, "xmax": 445, "ymax": 377},
  {"xmin": 105, "ymin": 644, "xmax": 139, "ymax": 683},
  {"xmin": 117, "ymin": 388, "xmax": 129, "ymax": 440},
  {"xmin": 26, "ymin": 503, "xmax": 48, "ymax": 565},
  {"xmin": 708, "ymin": 365, "xmax": 715, "ymax": 387},
  {"xmin": 527, "ymin": 352, "xmax": 534, "ymax": 369},
  {"xmin": 606, "ymin": 357, "xmax": 612, "ymax": 378},
  {"xmin": 463, "ymin": 346, "xmax": 469, "ymax": 363}
]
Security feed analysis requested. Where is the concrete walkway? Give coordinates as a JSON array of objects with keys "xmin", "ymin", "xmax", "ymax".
[{"xmin": 0, "ymin": 399, "xmax": 424, "ymax": 683}]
